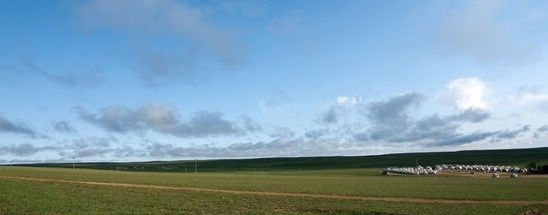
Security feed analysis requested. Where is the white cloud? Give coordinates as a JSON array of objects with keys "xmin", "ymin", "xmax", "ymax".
[
  {"xmin": 447, "ymin": 77, "xmax": 487, "ymax": 110},
  {"xmin": 499, "ymin": 85, "xmax": 548, "ymax": 112},
  {"xmin": 335, "ymin": 96, "xmax": 362, "ymax": 105},
  {"xmin": 512, "ymin": 86, "xmax": 548, "ymax": 102},
  {"xmin": 521, "ymin": 93, "xmax": 548, "ymax": 101}
]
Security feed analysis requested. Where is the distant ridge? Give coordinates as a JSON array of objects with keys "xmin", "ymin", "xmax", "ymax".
[{"xmin": 10, "ymin": 147, "xmax": 548, "ymax": 172}]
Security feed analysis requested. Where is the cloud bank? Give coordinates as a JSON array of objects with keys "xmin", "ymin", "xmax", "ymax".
[
  {"xmin": 0, "ymin": 116, "xmax": 38, "ymax": 138},
  {"xmin": 75, "ymin": 103, "xmax": 253, "ymax": 138},
  {"xmin": 0, "ymin": 77, "xmax": 542, "ymax": 161}
]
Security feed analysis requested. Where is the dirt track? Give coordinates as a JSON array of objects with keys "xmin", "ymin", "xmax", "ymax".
[{"xmin": 1, "ymin": 175, "xmax": 547, "ymax": 205}]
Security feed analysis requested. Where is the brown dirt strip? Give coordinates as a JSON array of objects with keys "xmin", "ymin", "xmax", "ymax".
[{"xmin": 1, "ymin": 175, "xmax": 547, "ymax": 205}]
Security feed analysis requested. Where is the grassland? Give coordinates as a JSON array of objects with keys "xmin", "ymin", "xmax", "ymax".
[
  {"xmin": 2, "ymin": 147, "xmax": 548, "ymax": 214},
  {"xmin": 1, "ymin": 166, "xmax": 547, "ymax": 215}
]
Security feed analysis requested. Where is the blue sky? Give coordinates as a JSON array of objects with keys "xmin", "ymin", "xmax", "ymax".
[{"xmin": 1, "ymin": 0, "xmax": 548, "ymax": 163}]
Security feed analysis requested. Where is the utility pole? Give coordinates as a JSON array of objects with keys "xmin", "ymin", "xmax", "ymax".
[
  {"xmin": 194, "ymin": 159, "xmax": 197, "ymax": 174},
  {"xmin": 416, "ymin": 158, "xmax": 419, "ymax": 183}
]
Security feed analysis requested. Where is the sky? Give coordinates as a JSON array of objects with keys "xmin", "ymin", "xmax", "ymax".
[{"xmin": 1, "ymin": 0, "xmax": 548, "ymax": 163}]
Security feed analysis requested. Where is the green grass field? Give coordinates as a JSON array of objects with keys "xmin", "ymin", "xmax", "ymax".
[
  {"xmin": 2, "ymin": 147, "xmax": 548, "ymax": 214},
  {"xmin": 1, "ymin": 166, "xmax": 547, "ymax": 215}
]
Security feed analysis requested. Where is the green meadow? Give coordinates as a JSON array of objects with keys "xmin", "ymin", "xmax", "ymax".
[
  {"xmin": 2, "ymin": 147, "xmax": 548, "ymax": 214},
  {"xmin": 1, "ymin": 166, "xmax": 547, "ymax": 215}
]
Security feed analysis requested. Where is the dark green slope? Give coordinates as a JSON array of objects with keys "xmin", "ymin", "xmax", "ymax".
[{"xmin": 12, "ymin": 147, "xmax": 548, "ymax": 172}]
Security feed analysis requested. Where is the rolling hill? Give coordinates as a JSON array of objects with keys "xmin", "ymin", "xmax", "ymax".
[{"xmin": 10, "ymin": 147, "xmax": 548, "ymax": 172}]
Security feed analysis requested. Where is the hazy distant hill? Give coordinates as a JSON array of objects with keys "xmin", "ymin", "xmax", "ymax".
[{"xmin": 11, "ymin": 147, "xmax": 548, "ymax": 172}]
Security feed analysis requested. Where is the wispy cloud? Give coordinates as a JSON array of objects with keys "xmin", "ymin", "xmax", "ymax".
[
  {"xmin": 495, "ymin": 125, "xmax": 530, "ymax": 140},
  {"xmin": 75, "ymin": 103, "xmax": 252, "ymax": 138},
  {"xmin": 432, "ymin": 131, "xmax": 498, "ymax": 147},
  {"xmin": 53, "ymin": 121, "xmax": 78, "ymax": 134},
  {"xmin": 0, "ymin": 143, "xmax": 56, "ymax": 156},
  {"xmin": 538, "ymin": 125, "xmax": 548, "ymax": 133},
  {"xmin": 321, "ymin": 107, "xmax": 338, "ymax": 124},
  {"xmin": 143, "ymin": 137, "xmax": 358, "ymax": 158},
  {"xmin": 304, "ymin": 129, "xmax": 329, "ymax": 139},
  {"xmin": 439, "ymin": 0, "xmax": 541, "ymax": 65},
  {"xmin": 22, "ymin": 57, "xmax": 105, "ymax": 87},
  {"xmin": 65, "ymin": 136, "xmax": 113, "ymax": 158},
  {"xmin": 75, "ymin": 0, "xmax": 243, "ymax": 85},
  {"xmin": 0, "ymin": 116, "xmax": 38, "ymax": 138}
]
